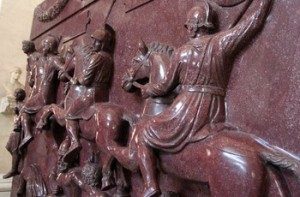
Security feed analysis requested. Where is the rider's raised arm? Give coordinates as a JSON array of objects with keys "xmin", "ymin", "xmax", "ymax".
[
  {"xmin": 213, "ymin": 0, "xmax": 272, "ymax": 57},
  {"xmin": 146, "ymin": 49, "xmax": 181, "ymax": 97}
]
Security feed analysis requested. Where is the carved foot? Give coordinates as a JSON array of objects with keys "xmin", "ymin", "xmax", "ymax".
[
  {"xmin": 143, "ymin": 187, "xmax": 161, "ymax": 197},
  {"xmin": 19, "ymin": 134, "xmax": 33, "ymax": 150},
  {"xmin": 101, "ymin": 175, "xmax": 116, "ymax": 191},
  {"xmin": 3, "ymin": 170, "xmax": 18, "ymax": 179}
]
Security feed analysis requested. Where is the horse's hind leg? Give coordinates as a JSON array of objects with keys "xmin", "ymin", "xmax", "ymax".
[
  {"xmin": 37, "ymin": 104, "xmax": 66, "ymax": 129},
  {"xmin": 101, "ymin": 153, "xmax": 116, "ymax": 191},
  {"xmin": 115, "ymin": 163, "xmax": 130, "ymax": 197},
  {"xmin": 209, "ymin": 154, "xmax": 268, "ymax": 197}
]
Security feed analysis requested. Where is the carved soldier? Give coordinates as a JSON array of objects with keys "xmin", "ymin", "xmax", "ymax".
[
  {"xmin": 22, "ymin": 40, "xmax": 40, "ymax": 88},
  {"xmin": 57, "ymin": 26, "xmax": 114, "ymax": 160},
  {"xmin": 53, "ymin": 161, "xmax": 108, "ymax": 197},
  {"xmin": 126, "ymin": 0, "xmax": 273, "ymax": 196},
  {"xmin": 19, "ymin": 35, "xmax": 64, "ymax": 149},
  {"xmin": 3, "ymin": 89, "xmax": 26, "ymax": 179}
]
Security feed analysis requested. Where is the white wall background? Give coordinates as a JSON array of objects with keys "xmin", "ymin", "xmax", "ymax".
[{"xmin": 0, "ymin": 0, "xmax": 43, "ymax": 181}]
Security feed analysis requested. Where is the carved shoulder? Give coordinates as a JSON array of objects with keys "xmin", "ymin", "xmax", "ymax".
[
  {"xmin": 176, "ymin": 44, "xmax": 195, "ymax": 64},
  {"xmin": 89, "ymin": 51, "xmax": 112, "ymax": 66}
]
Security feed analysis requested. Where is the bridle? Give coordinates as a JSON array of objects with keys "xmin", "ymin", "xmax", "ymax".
[{"xmin": 126, "ymin": 51, "xmax": 152, "ymax": 83}]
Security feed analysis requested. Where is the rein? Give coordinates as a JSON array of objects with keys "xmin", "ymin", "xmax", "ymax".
[{"xmin": 128, "ymin": 51, "xmax": 152, "ymax": 85}]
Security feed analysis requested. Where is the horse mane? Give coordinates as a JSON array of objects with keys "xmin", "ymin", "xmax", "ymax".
[{"xmin": 148, "ymin": 42, "xmax": 174, "ymax": 58}]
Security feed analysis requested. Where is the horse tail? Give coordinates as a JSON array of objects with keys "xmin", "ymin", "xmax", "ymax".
[
  {"xmin": 259, "ymin": 146, "xmax": 300, "ymax": 181},
  {"xmin": 266, "ymin": 165, "xmax": 292, "ymax": 197}
]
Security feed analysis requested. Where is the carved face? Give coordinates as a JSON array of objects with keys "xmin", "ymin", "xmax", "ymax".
[
  {"xmin": 14, "ymin": 88, "xmax": 26, "ymax": 102},
  {"xmin": 42, "ymin": 37, "xmax": 56, "ymax": 55},
  {"xmin": 22, "ymin": 43, "xmax": 31, "ymax": 54},
  {"xmin": 22, "ymin": 41, "xmax": 35, "ymax": 54},
  {"xmin": 57, "ymin": 161, "xmax": 68, "ymax": 173},
  {"xmin": 185, "ymin": 19, "xmax": 199, "ymax": 38},
  {"xmin": 93, "ymin": 38, "xmax": 103, "ymax": 52},
  {"xmin": 11, "ymin": 69, "xmax": 22, "ymax": 80},
  {"xmin": 185, "ymin": 4, "xmax": 214, "ymax": 38}
]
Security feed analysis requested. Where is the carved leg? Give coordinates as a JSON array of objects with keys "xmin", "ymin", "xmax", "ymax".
[
  {"xmin": 63, "ymin": 120, "xmax": 81, "ymax": 163},
  {"xmin": 19, "ymin": 113, "xmax": 33, "ymax": 150},
  {"xmin": 115, "ymin": 164, "xmax": 130, "ymax": 197},
  {"xmin": 36, "ymin": 105, "xmax": 53, "ymax": 130},
  {"xmin": 101, "ymin": 155, "xmax": 116, "ymax": 191},
  {"xmin": 3, "ymin": 152, "xmax": 20, "ymax": 179},
  {"xmin": 17, "ymin": 175, "xmax": 26, "ymax": 196},
  {"xmin": 136, "ymin": 139, "xmax": 160, "ymax": 197},
  {"xmin": 106, "ymin": 140, "xmax": 138, "ymax": 172},
  {"xmin": 104, "ymin": 123, "xmax": 139, "ymax": 172},
  {"xmin": 36, "ymin": 104, "xmax": 66, "ymax": 129}
]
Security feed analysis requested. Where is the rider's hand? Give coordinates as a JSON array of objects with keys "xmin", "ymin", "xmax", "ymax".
[
  {"xmin": 140, "ymin": 84, "xmax": 151, "ymax": 99},
  {"xmin": 70, "ymin": 77, "xmax": 79, "ymax": 85},
  {"xmin": 122, "ymin": 72, "xmax": 133, "ymax": 91}
]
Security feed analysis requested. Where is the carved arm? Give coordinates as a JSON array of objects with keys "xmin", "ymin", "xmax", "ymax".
[{"xmin": 214, "ymin": 0, "xmax": 273, "ymax": 56}]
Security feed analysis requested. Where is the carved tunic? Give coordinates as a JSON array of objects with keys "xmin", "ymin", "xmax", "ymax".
[
  {"xmin": 143, "ymin": 9, "xmax": 265, "ymax": 153},
  {"xmin": 27, "ymin": 52, "xmax": 40, "ymax": 88},
  {"xmin": 23, "ymin": 55, "xmax": 63, "ymax": 114},
  {"xmin": 64, "ymin": 46, "xmax": 113, "ymax": 120}
]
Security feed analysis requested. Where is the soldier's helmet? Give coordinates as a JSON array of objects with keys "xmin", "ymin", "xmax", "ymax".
[
  {"xmin": 185, "ymin": 1, "xmax": 214, "ymax": 30},
  {"xmin": 91, "ymin": 27, "xmax": 112, "ymax": 44}
]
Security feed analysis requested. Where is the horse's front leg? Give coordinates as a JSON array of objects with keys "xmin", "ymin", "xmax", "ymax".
[
  {"xmin": 36, "ymin": 104, "xmax": 66, "ymax": 129},
  {"xmin": 106, "ymin": 131, "xmax": 139, "ymax": 172},
  {"xmin": 101, "ymin": 153, "xmax": 116, "ymax": 191},
  {"xmin": 115, "ymin": 163, "xmax": 130, "ymax": 196}
]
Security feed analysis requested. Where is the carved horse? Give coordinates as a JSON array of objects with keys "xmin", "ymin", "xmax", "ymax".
[
  {"xmin": 37, "ymin": 101, "xmax": 135, "ymax": 193},
  {"xmin": 122, "ymin": 41, "xmax": 176, "ymax": 117},
  {"xmin": 105, "ymin": 41, "xmax": 300, "ymax": 196}
]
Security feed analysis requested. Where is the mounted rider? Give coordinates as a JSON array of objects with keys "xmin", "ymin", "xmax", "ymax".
[
  {"xmin": 19, "ymin": 35, "xmax": 64, "ymax": 149},
  {"xmin": 59, "ymin": 26, "xmax": 114, "ymax": 161},
  {"xmin": 130, "ymin": 0, "xmax": 273, "ymax": 196}
]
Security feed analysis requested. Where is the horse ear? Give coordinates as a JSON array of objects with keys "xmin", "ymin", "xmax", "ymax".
[{"xmin": 138, "ymin": 39, "xmax": 148, "ymax": 56}]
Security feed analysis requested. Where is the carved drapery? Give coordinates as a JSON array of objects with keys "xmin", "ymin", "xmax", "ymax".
[{"xmin": 4, "ymin": 0, "xmax": 300, "ymax": 196}]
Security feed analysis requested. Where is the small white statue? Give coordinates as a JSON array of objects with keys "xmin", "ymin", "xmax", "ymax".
[{"xmin": 0, "ymin": 67, "xmax": 24, "ymax": 114}]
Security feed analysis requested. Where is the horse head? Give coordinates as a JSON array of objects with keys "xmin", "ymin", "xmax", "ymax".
[
  {"xmin": 122, "ymin": 39, "xmax": 151, "ymax": 91},
  {"xmin": 122, "ymin": 40, "xmax": 174, "ymax": 92}
]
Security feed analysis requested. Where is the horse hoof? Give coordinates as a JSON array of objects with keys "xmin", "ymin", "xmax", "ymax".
[
  {"xmin": 143, "ymin": 187, "xmax": 161, "ymax": 197},
  {"xmin": 101, "ymin": 176, "xmax": 116, "ymax": 191}
]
